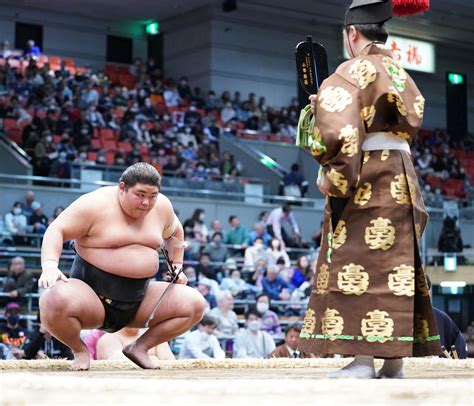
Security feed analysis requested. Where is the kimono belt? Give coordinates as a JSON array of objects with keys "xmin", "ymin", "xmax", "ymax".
[{"xmin": 362, "ymin": 132, "xmax": 410, "ymax": 154}]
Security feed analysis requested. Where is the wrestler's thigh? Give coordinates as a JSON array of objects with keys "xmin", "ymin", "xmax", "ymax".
[
  {"xmin": 128, "ymin": 282, "xmax": 204, "ymax": 328},
  {"xmin": 39, "ymin": 279, "xmax": 105, "ymax": 329}
]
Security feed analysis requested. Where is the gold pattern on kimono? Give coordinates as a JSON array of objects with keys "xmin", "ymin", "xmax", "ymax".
[
  {"xmin": 390, "ymin": 131, "xmax": 411, "ymax": 140},
  {"xmin": 361, "ymin": 105, "xmax": 376, "ymax": 128},
  {"xmin": 365, "ymin": 217, "xmax": 396, "ymax": 251},
  {"xmin": 414, "ymin": 313, "xmax": 430, "ymax": 344},
  {"xmin": 327, "ymin": 169, "xmax": 348, "ymax": 196},
  {"xmin": 414, "ymin": 95, "xmax": 425, "ymax": 119},
  {"xmin": 387, "ymin": 89, "xmax": 407, "ymax": 116},
  {"xmin": 382, "ymin": 57, "xmax": 407, "ymax": 92},
  {"xmin": 332, "ymin": 220, "xmax": 347, "ymax": 249},
  {"xmin": 310, "ymin": 126, "xmax": 324, "ymax": 157},
  {"xmin": 354, "ymin": 183, "xmax": 372, "ymax": 206},
  {"xmin": 339, "ymin": 125, "xmax": 359, "ymax": 157},
  {"xmin": 338, "ymin": 263, "xmax": 369, "ymax": 295},
  {"xmin": 415, "ymin": 223, "xmax": 421, "ymax": 241},
  {"xmin": 416, "ymin": 272, "xmax": 430, "ymax": 297},
  {"xmin": 319, "ymin": 86, "xmax": 353, "ymax": 113},
  {"xmin": 349, "ymin": 59, "xmax": 377, "ymax": 89},
  {"xmin": 301, "ymin": 308, "xmax": 317, "ymax": 336},
  {"xmin": 390, "ymin": 174, "xmax": 412, "ymax": 205},
  {"xmin": 381, "ymin": 150, "xmax": 390, "ymax": 161},
  {"xmin": 388, "ymin": 265, "xmax": 415, "ymax": 297},
  {"xmin": 322, "ymin": 308, "xmax": 344, "ymax": 340},
  {"xmin": 361, "ymin": 310, "xmax": 394, "ymax": 343},
  {"xmin": 315, "ymin": 264, "xmax": 330, "ymax": 294},
  {"xmin": 363, "ymin": 151, "xmax": 370, "ymax": 164}
]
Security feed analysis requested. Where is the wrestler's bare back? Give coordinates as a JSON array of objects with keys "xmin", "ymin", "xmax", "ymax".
[{"xmin": 54, "ymin": 186, "xmax": 175, "ymax": 279}]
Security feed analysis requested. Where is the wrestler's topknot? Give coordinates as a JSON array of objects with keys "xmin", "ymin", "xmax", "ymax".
[{"xmin": 119, "ymin": 162, "xmax": 161, "ymax": 190}]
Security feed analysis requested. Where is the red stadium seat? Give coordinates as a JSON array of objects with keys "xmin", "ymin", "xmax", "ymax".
[
  {"xmin": 100, "ymin": 128, "xmax": 115, "ymax": 140},
  {"xmin": 118, "ymin": 142, "xmax": 132, "ymax": 153},
  {"xmin": 101, "ymin": 139, "xmax": 117, "ymax": 150},
  {"xmin": 7, "ymin": 128, "xmax": 22, "ymax": 144},
  {"xmin": 3, "ymin": 118, "xmax": 17, "ymax": 130},
  {"xmin": 88, "ymin": 152, "xmax": 97, "ymax": 162},
  {"xmin": 90, "ymin": 139, "xmax": 101, "ymax": 150},
  {"xmin": 105, "ymin": 152, "xmax": 115, "ymax": 165},
  {"xmin": 53, "ymin": 135, "xmax": 61, "ymax": 143}
]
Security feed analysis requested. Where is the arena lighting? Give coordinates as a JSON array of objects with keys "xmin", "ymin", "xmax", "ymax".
[
  {"xmin": 260, "ymin": 156, "xmax": 277, "ymax": 168},
  {"xmin": 448, "ymin": 72, "xmax": 464, "ymax": 85},
  {"xmin": 145, "ymin": 22, "xmax": 159, "ymax": 35},
  {"xmin": 440, "ymin": 281, "xmax": 467, "ymax": 288}
]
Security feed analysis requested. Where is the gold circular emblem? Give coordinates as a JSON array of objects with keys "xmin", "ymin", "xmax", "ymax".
[{"xmin": 319, "ymin": 86, "xmax": 353, "ymax": 113}]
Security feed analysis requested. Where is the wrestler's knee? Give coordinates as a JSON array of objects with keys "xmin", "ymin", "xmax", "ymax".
[
  {"xmin": 190, "ymin": 290, "xmax": 207, "ymax": 322},
  {"xmin": 39, "ymin": 282, "xmax": 72, "ymax": 321}
]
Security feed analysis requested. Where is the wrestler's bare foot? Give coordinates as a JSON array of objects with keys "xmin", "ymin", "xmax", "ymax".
[
  {"xmin": 69, "ymin": 348, "xmax": 91, "ymax": 371},
  {"xmin": 123, "ymin": 343, "xmax": 159, "ymax": 369}
]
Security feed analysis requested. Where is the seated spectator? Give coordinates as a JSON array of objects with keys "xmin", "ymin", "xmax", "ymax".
[
  {"xmin": 266, "ymin": 204, "xmax": 301, "ymax": 248},
  {"xmin": 233, "ymin": 308, "xmax": 275, "ymax": 359},
  {"xmin": 0, "ymin": 343, "xmax": 15, "ymax": 360},
  {"xmin": 279, "ymin": 163, "xmax": 309, "ymax": 198},
  {"xmin": 24, "ymin": 39, "xmax": 41, "ymax": 59},
  {"xmin": 208, "ymin": 291, "xmax": 239, "ymax": 337},
  {"xmin": 210, "ymin": 219, "xmax": 223, "ymax": 236},
  {"xmin": 48, "ymin": 206, "xmax": 64, "ymax": 226},
  {"xmin": 197, "ymin": 278, "xmax": 217, "ymax": 310},
  {"xmin": 86, "ymin": 102, "xmax": 106, "ymax": 128},
  {"xmin": 0, "ymin": 302, "xmax": 27, "ymax": 351},
  {"xmin": 262, "ymin": 265, "xmax": 293, "ymax": 301},
  {"xmin": 251, "ymin": 258, "xmax": 268, "ymax": 288},
  {"xmin": 265, "ymin": 238, "xmax": 291, "ymax": 268},
  {"xmin": 244, "ymin": 237, "xmax": 267, "ymax": 270},
  {"xmin": 20, "ymin": 191, "xmax": 36, "ymax": 221},
  {"xmin": 29, "ymin": 201, "xmax": 48, "ymax": 235},
  {"xmin": 219, "ymin": 152, "xmax": 239, "ymax": 178},
  {"xmin": 221, "ymin": 102, "xmax": 236, "ymax": 123},
  {"xmin": 2, "ymin": 256, "xmax": 34, "ymax": 310},
  {"xmin": 163, "ymin": 79, "xmax": 181, "ymax": 107},
  {"xmin": 4, "ymin": 201, "xmax": 28, "ymax": 245},
  {"xmin": 205, "ymin": 232, "xmax": 228, "ymax": 265},
  {"xmin": 0, "ymin": 40, "xmax": 12, "ymax": 59},
  {"xmin": 269, "ymin": 323, "xmax": 314, "ymax": 358},
  {"xmin": 224, "ymin": 215, "xmax": 249, "ymax": 247},
  {"xmin": 177, "ymin": 76, "xmax": 192, "ymax": 100},
  {"xmin": 290, "ymin": 255, "xmax": 311, "ymax": 288},
  {"xmin": 13, "ymin": 312, "xmax": 73, "ymax": 360},
  {"xmin": 49, "ymin": 151, "xmax": 73, "ymax": 181},
  {"xmin": 220, "ymin": 268, "xmax": 252, "ymax": 298},
  {"xmin": 248, "ymin": 222, "xmax": 272, "ymax": 247},
  {"xmin": 256, "ymin": 293, "xmax": 282, "ymax": 336},
  {"xmin": 195, "ymin": 253, "xmax": 216, "ymax": 280},
  {"xmin": 125, "ymin": 144, "xmax": 143, "ymax": 165},
  {"xmin": 183, "ymin": 208, "xmax": 209, "ymax": 244},
  {"xmin": 96, "ymin": 327, "xmax": 174, "ymax": 361},
  {"xmin": 114, "ymin": 150, "xmax": 126, "ymax": 166},
  {"xmin": 438, "ymin": 217, "xmax": 463, "ymax": 254},
  {"xmin": 179, "ymin": 316, "xmax": 225, "ymax": 359}
]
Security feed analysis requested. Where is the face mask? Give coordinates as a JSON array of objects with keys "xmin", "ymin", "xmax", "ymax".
[
  {"xmin": 199, "ymin": 214, "xmax": 205, "ymax": 221},
  {"xmin": 163, "ymin": 115, "xmax": 170, "ymax": 120},
  {"xmin": 90, "ymin": 106, "xmax": 96, "ymax": 112},
  {"xmin": 247, "ymin": 320, "xmax": 261, "ymax": 332},
  {"xmin": 256, "ymin": 303, "xmax": 269, "ymax": 313},
  {"xmin": 46, "ymin": 136, "xmax": 53, "ymax": 143},
  {"xmin": 7, "ymin": 315, "xmax": 19, "ymax": 326},
  {"xmin": 145, "ymin": 100, "xmax": 152, "ymax": 107},
  {"xmin": 97, "ymin": 156, "xmax": 106, "ymax": 163},
  {"xmin": 197, "ymin": 166, "xmax": 205, "ymax": 172},
  {"xmin": 80, "ymin": 153, "xmax": 87, "ymax": 160},
  {"xmin": 185, "ymin": 128, "xmax": 192, "ymax": 134},
  {"xmin": 81, "ymin": 128, "xmax": 89, "ymax": 135},
  {"xmin": 13, "ymin": 208, "xmax": 22, "ymax": 215},
  {"xmin": 254, "ymin": 242, "xmax": 263, "ymax": 249},
  {"xmin": 116, "ymin": 158, "xmax": 125, "ymax": 165}
]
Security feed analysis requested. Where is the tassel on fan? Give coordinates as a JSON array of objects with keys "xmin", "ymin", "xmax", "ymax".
[{"xmin": 392, "ymin": 0, "xmax": 430, "ymax": 16}]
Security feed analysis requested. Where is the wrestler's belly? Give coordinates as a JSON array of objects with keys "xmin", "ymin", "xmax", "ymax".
[{"xmin": 75, "ymin": 244, "xmax": 159, "ymax": 278}]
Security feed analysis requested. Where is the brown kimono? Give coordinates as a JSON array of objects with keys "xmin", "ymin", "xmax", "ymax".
[{"xmin": 299, "ymin": 43, "xmax": 441, "ymax": 358}]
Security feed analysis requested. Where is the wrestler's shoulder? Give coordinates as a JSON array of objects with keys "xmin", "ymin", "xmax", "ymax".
[
  {"xmin": 155, "ymin": 193, "xmax": 174, "ymax": 211},
  {"xmin": 74, "ymin": 186, "xmax": 116, "ymax": 206}
]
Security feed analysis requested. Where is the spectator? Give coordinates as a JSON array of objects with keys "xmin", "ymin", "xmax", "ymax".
[
  {"xmin": 266, "ymin": 204, "xmax": 301, "ymax": 248},
  {"xmin": 14, "ymin": 313, "xmax": 73, "ymax": 360},
  {"xmin": 177, "ymin": 76, "xmax": 192, "ymax": 99},
  {"xmin": 0, "ymin": 40, "xmax": 12, "ymax": 59},
  {"xmin": 29, "ymin": 201, "xmax": 48, "ymax": 235},
  {"xmin": 255, "ymin": 293, "xmax": 282, "ymax": 336},
  {"xmin": 0, "ymin": 343, "xmax": 15, "ymax": 360},
  {"xmin": 184, "ymin": 266, "xmax": 198, "ymax": 288},
  {"xmin": 179, "ymin": 316, "xmax": 225, "ymax": 359},
  {"xmin": 269, "ymin": 323, "xmax": 314, "ymax": 358},
  {"xmin": 210, "ymin": 219, "xmax": 223, "ymax": 235},
  {"xmin": 265, "ymin": 238, "xmax": 291, "ymax": 268},
  {"xmin": 20, "ymin": 191, "xmax": 36, "ymax": 220},
  {"xmin": 4, "ymin": 201, "xmax": 28, "ymax": 245},
  {"xmin": 244, "ymin": 237, "xmax": 267, "ymax": 269},
  {"xmin": 96, "ymin": 328, "xmax": 174, "ymax": 361},
  {"xmin": 49, "ymin": 151, "xmax": 72, "ymax": 181},
  {"xmin": 221, "ymin": 102, "xmax": 236, "ymax": 123},
  {"xmin": 262, "ymin": 265, "xmax": 293, "ymax": 301},
  {"xmin": 219, "ymin": 152, "xmax": 239, "ymax": 178},
  {"xmin": 290, "ymin": 255, "xmax": 311, "ymax": 288},
  {"xmin": 248, "ymin": 222, "xmax": 272, "ymax": 247},
  {"xmin": 205, "ymin": 232, "xmax": 228, "ymax": 265},
  {"xmin": 208, "ymin": 291, "xmax": 239, "ymax": 337},
  {"xmin": 279, "ymin": 163, "xmax": 309, "ymax": 198},
  {"xmin": 2, "ymin": 257, "xmax": 34, "ymax": 310},
  {"xmin": 438, "ymin": 217, "xmax": 463, "ymax": 254},
  {"xmin": 48, "ymin": 206, "xmax": 64, "ymax": 226},
  {"xmin": 233, "ymin": 308, "xmax": 275, "ymax": 359},
  {"xmin": 183, "ymin": 208, "xmax": 209, "ymax": 243},
  {"xmin": 251, "ymin": 258, "xmax": 268, "ymax": 288},
  {"xmin": 224, "ymin": 215, "xmax": 249, "ymax": 247},
  {"xmin": 0, "ymin": 302, "xmax": 27, "ymax": 351},
  {"xmin": 220, "ymin": 268, "xmax": 252, "ymax": 298},
  {"xmin": 24, "ymin": 39, "xmax": 40, "ymax": 59},
  {"xmin": 163, "ymin": 79, "xmax": 181, "ymax": 107},
  {"xmin": 197, "ymin": 278, "xmax": 217, "ymax": 310},
  {"xmin": 195, "ymin": 253, "xmax": 216, "ymax": 281}
]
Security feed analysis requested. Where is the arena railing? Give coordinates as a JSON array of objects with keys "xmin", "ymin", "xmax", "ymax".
[{"xmin": 0, "ymin": 173, "xmax": 324, "ymax": 207}]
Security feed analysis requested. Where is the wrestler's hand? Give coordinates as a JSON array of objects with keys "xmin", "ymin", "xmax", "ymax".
[
  {"xmin": 317, "ymin": 169, "xmax": 331, "ymax": 195},
  {"xmin": 39, "ymin": 261, "xmax": 68, "ymax": 289},
  {"xmin": 309, "ymin": 94, "xmax": 318, "ymax": 115}
]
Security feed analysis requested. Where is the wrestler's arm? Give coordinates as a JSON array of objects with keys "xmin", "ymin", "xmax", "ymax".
[
  {"xmin": 161, "ymin": 195, "xmax": 187, "ymax": 285},
  {"xmin": 39, "ymin": 194, "xmax": 95, "ymax": 289}
]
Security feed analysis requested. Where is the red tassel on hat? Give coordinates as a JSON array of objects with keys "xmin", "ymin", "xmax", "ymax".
[{"xmin": 392, "ymin": 0, "xmax": 430, "ymax": 16}]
